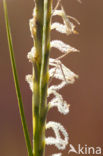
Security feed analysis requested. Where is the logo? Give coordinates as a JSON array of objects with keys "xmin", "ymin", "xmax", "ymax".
[{"xmin": 68, "ymin": 144, "xmax": 102, "ymax": 155}]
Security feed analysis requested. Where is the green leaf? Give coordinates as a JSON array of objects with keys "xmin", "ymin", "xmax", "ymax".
[{"xmin": 3, "ymin": 1, "xmax": 32, "ymax": 156}]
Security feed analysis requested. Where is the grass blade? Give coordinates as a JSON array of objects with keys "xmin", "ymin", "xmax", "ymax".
[{"xmin": 3, "ymin": 1, "xmax": 32, "ymax": 155}]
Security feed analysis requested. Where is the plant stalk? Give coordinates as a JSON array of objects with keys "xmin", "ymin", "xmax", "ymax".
[{"xmin": 32, "ymin": 0, "xmax": 52, "ymax": 155}]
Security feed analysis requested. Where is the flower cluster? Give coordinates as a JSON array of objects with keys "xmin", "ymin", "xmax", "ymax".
[{"xmin": 26, "ymin": 0, "xmax": 79, "ymax": 155}]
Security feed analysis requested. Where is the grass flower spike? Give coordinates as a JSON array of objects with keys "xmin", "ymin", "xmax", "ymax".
[
  {"xmin": 4, "ymin": 0, "xmax": 80, "ymax": 155},
  {"xmin": 26, "ymin": 0, "xmax": 79, "ymax": 155}
]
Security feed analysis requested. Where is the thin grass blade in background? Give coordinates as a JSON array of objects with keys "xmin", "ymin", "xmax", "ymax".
[{"xmin": 3, "ymin": 1, "xmax": 32, "ymax": 156}]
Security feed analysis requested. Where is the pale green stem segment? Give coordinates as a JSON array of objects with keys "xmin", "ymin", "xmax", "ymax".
[
  {"xmin": 3, "ymin": 1, "xmax": 32, "ymax": 156},
  {"xmin": 40, "ymin": 0, "xmax": 52, "ymax": 109},
  {"xmin": 32, "ymin": 0, "xmax": 44, "ymax": 156},
  {"xmin": 32, "ymin": 0, "xmax": 52, "ymax": 156}
]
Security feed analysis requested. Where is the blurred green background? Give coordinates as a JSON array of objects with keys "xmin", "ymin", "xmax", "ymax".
[{"xmin": 0, "ymin": 0, "xmax": 103, "ymax": 155}]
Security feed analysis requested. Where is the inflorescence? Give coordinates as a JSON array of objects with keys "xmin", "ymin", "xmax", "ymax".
[{"xmin": 26, "ymin": 0, "xmax": 80, "ymax": 155}]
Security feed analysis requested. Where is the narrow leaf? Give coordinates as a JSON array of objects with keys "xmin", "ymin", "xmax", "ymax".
[{"xmin": 3, "ymin": 1, "xmax": 32, "ymax": 155}]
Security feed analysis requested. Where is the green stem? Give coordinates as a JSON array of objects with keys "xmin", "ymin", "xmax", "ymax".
[
  {"xmin": 32, "ymin": 0, "xmax": 52, "ymax": 155},
  {"xmin": 40, "ymin": 0, "xmax": 52, "ymax": 109},
  {"xmin": 39, "ymin": 0, "xmax": 52, "ymax": 155},
  {"xmin": 32, "ymin": 0, "xmax": 44, "ymax": 155},
  {"xmin": 3, "ymin": 1, "xmax": 32, "ymax": 156},
  {"xmin": 32, "ymin": 63, "xmax": 40, "ymax": 156}
]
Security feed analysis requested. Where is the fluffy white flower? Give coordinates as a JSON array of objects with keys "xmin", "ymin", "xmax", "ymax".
[
  {"xmin": 46, "ymin": 121, "xmax": 69, "ymax": 150},
  {"xmin": 49, "ymin": 58, "xmax": 60, "ymax": 67},
  {"xmin": 49, "ymin": 61, "xmax": 78, "ymax": 84},
  {"xmin": 52, "ymin": 8, "xmax": 75, "ymax": 35},
  {"xmin": 51, "ymin": 40, "xmax": 79, "ymax": 53},
  {"xmin": 29, "ymin": 8, "xmax": 36, "ymax": 38},
  {"xmin": 49, "ymin": 57, "xmax": 78, "ymax": 94},
  {"xmin": 49, "ymin": 81, "xmax": 67, "ymax": 91},
  {"xmin": 25, "ymin": 74, "xmax": 33, "ymax": 91},
  {"xmin": 51, "ymin": 22, "xmax": 68, "ymax": 35},
  {"xmin": 49, "ymin": 90, "xmax": 70, "ymax": 115},
  {"xmin": 51, "ymin": 153, "xmax": 62, "ymax": 156},
  {"xmin": 32, "ymin": 7, "xmax": 36, "ymax": 17},
  {"xmin": 29, "ymin": 18, "xmax": 35, "ymax": 38},
  {"xmin": 27, "ymin": 47, "xmax": 36, "ymax": 62},
  {"xmin": 52, "ymin": 4, "xmax": 80, "ymax": 35}
]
